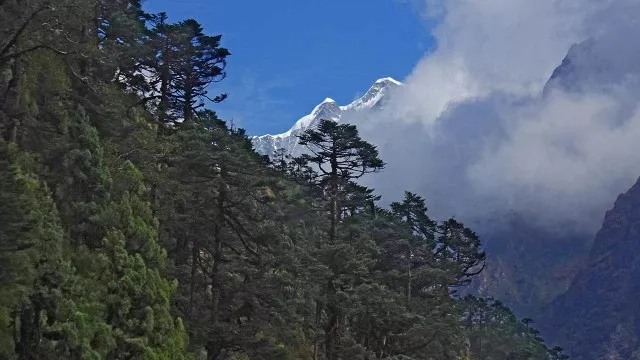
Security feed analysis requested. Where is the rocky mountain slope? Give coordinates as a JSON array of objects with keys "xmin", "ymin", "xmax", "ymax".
[
  {"xmin": 472, "ymin": 32, "xmax": 640, "ymax": 321},
  {"xmin": 543, "ymin": 35, "xmax": 640, "ymax": 96},
  {"xmin": 470, "ymin": 214, "xmax": 590, "ymax": 318},
  {"xmin": 541, "ymin": 177, "xmax": 640, "ymax": 359}
]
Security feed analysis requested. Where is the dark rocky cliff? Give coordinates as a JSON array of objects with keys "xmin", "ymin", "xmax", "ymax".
[{"xmin": 542, "ymin": 176, "xmax": 640, "ymax": 359}]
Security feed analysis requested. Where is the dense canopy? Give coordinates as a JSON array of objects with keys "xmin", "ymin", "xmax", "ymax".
[{"xmin": 0, "ymin": 1, "xmax": 565, "ymax": 359}]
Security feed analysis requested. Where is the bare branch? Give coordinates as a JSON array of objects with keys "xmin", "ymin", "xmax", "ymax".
[
  {"xmin": 0, "ymin": 44, "xmax": 70, "ymax": 65},
  {"xmin": 0, "ymin": 5, "xmax": 51, "ymax": 58}
]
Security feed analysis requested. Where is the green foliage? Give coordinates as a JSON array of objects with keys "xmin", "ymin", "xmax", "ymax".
[
  {"xmin": 460, "ymin": 296, "xmax": 569, "ymax": 360},
  {"xmin": 0, "ymin": 0, "xmax": 564, "ymax": 359}
]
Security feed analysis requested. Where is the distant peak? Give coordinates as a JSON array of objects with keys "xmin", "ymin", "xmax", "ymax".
[
  {"xmin": 374, "ymin": 77, "xmax": 402, "ymax": 86},
  {"xmin": 313, "ymin": 98, "xmax": 339, "ymax": 112},
  {"xmin": 311, "ymin": 97, "xmax": 342, "ymax": 119}
]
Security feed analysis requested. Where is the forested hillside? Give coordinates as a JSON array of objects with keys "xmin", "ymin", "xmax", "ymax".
[{"xmin": 0, "ymin": 1, "xmax": 565, "ymax": 359}]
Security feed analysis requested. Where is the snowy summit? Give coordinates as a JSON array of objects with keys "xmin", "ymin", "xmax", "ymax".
[{"xmin": 252, "ymin": 77, "xmax": 402, "ymax": 157}]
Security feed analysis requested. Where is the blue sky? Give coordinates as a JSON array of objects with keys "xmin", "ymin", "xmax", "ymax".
[{"xmin": 142, "ymin": 0, "xmax": 435, "ymax": 135}]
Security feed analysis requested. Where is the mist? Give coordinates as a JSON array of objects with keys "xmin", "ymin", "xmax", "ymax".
[{"xmin": 352, "ymin": 0, "xmax": 640, "ymax": 234}]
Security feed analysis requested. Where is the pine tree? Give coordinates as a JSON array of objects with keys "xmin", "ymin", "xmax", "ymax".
[
  {"xmin": 459, "ymin": 296, "xmax": 565, "ymax": 360},
  {"xmin": 0, "ymin": 141, "xmax": 111, "ymax": 359},
  {"xmin": 156, "ymin": 111, "xmax": 312, "ymax": 359},
  {"xmin": 169, "ymin": 20, "xmax": 229, "ymax": 122},
  {"xmin": 294, "ymin": 119, "xmax": 384, "ymax": 360},
  {"xmin": 0, "ymin": 1, "xmax": 568, "ymax": 359},
  {"xmin": 297, "ymin": 118, "xmax": 384, "ymax": 242},
  {"xmin": 136, "ymin": 16, "xmax": 229, "ymax": 124}
]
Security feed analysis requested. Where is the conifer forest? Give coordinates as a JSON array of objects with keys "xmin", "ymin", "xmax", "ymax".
[{"xmin": 0, "ymin": 1, "xmax": 573, "ymax": 359}]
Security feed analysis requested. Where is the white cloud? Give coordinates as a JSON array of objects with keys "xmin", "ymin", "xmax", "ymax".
[
  {"xmin": 356, "ymin": 0, "xmax": 640, "ymax": 234},
  {"xmin": 388, "ymin": 0, "xmax": 596, "ymax": 125},
  {"xmin": 467, "ymin": 89, "xmax": 640, "ymax": 228}
]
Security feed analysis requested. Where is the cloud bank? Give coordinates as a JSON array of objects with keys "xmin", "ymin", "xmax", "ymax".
[{"xmin": 353, "ymin": 0, "xmax": 640, "ymax": 234}]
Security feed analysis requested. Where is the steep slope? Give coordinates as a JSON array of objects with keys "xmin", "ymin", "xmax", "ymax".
[
  {"xmin": 472, "ymin": 33, "xmax": 640, "ymax": 323},
  {"xmin": 251, "ymin": 77, "xmax": 401, "ymax": 157},
  {"xmin": 542, "ymin": 176, "xmax": 640, "ymax": 360},
  {"xmin": 470, "ymin": 214, "xmax": 590, "ymax": 318},
  {"xmin": 543, "ymin": 35, "xmax": 640, "ymax": 96},
  {"xmin": 537, "ymin": 32, "xmax": 640, "ymax": 359}
]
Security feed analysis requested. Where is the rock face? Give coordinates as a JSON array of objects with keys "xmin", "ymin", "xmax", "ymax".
[
  {"xmin": 543, "ymin": 39, "xmax": 607, "ymax": 95},
  {"xmin": 542, "ymin": 177, "xmax": 640, "ymax": 359},
  {"xmin": 543, "ymin": 35, "xmax": 640, "ymax": 96},
  {"xmin": 251, "ymin": 77, "xmax": 401, "ymax": 158},
  {"xmin": 470, "ymin": 214, "xmax": 590, "ymax": 319}
]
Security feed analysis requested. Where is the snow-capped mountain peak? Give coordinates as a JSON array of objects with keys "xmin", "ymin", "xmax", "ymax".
[
  {"xmin": 311, "ymin": 98, "xmax": 341, "ymax": 119},
  {"xmin": 375, "ymin": 77, "xmax": 402, "ymax": 86},
  {"xmin": 251, "ymin": 77, "xmax": 402, "ymax": 157},
  {"xmin": 341, "ymin": 77, "xmax": 401, "ymax": 112}
]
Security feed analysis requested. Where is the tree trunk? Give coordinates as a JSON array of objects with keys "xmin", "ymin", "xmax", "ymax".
[
  {"xmin": 4, "ymin": 53, "xmax": 22, "ymax": 144},
  {"xmin": 159, "ymin": 61, "xmax": 170, "ymax": 124},
  {"xmin": 207, "ymin": 233, "xmax": 222, "ymax": 360},
  {"xmin": 188, "ymin": 242, "xmax": 198, "ymax": 319},
  {"xmin": 207, "ymin": 173, "xmax": 227, "ymax": 360},
  {"xmin": 329, "ymin": 145, "xmax": 339, "ymax": 243},
  {"xmin": 313, "ymin": 300, "xmax": 322, "ymax": 360},
  {"xmin": 325, "ymin": 312, "xmax": 338, "ymax": 360},
  {"xmin": 78, "ymin": 24, "xmax": 90, "ymax": 76},
  {"xmin": 9, "ymin": 119, "xmax": 19, "ymax": 144},
  {"xmin": 183, "ymin": 88, "xmax": 192, "ymax": 122},
  {"xmin": 150, "ymin": 182, "xmax": 159, "ymax": 216},
  {"xmin": 323, "ymin": 144, "xmax": 343, "ymax": 360},
  {"xmin": 16, "ymin": 301, "xmax": 40, "ymax": 360},
  {"xmin": 407, "ymin": 265, "xmax": 412, "ymax": 308}
]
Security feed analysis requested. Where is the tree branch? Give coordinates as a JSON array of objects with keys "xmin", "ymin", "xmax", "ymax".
[
  {"xmin": 0, "ymin": 5, "xmax": 51, "ymax": 58},
  {"xmin": 0, "ymin": 44, "xmax": 69, "ymax": 65}
]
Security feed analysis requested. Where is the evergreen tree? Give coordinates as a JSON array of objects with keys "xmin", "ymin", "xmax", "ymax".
[
  {"xmin": 0, "ymin": 142, "xmax": 84, "ymax": 359},
  {"xmin": 297, "ymin": 118, "xmax": 384, "ymax": 242},
  {"xmin": 169, "ymin": 20, "xmax": 229, "ymax": 122},
  {"xmin": 0, "ymin": 1, "xmax": 569, "ymax": 359},
  {"xmin": 135, "ymin": 16, "xmax": 229, "ymax": 124},
  {"xmin": 460, "ymin": 296, "xmax": 568, "ymax": 360},
  {"xmin": 295, "ymin": 119, "xmax": 384, "ymax": 360}
]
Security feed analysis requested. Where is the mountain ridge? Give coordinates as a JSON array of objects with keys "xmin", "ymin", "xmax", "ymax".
[
  {"xmin": 540, "ymin": 176, "xmax": 640, "ymax": 359},
  {"xmin": 251, "ymin": 77, "xmax": 402, "ymax": 157}
]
